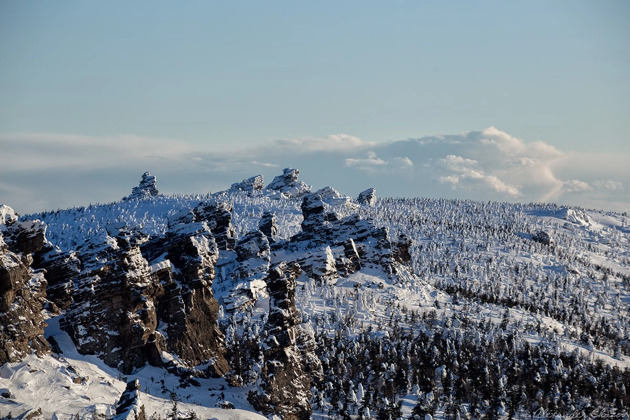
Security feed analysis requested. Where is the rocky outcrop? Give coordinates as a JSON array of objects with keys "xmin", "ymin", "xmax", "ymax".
[
  {"xmin": 124, "ymin": 172, "xmax": 159, "ymax": 201},
  {"xmin": 0, "ymin": 206, "xmax": 49, "ymax": 364},
  {"xmin": 248, "ymin": 262, "xmax": 320, "ymax": 420},
  {"xmin": 259, "ymin": 212, "xmax": 277, "ymax": 243},
  {"xmin": 230, "ymin": 175, "xmax": 264, "ymax": 195},
  {"xmin": 265, "ymin": 168, "xmax": 311, "ymax": 199},
  {"xmin": 532, "ymin": 230, "xmax": 553, "ymax": 246},
  {"xmin": 193, "ymin": 201, "xmax": 236, "ymax": 250},
  {"xmin": 357, "ymin": 187, "xmax": 376, "ymax": 206},
  {"xmin": 114, "ymin": 379, "xmax": 146, "ymax": 420},
  {"xmin": 32, "ymin": 244, "xmax": 80, "ymax": 311},
  {"xmin": 290, "ymin": 191, "xmax": 408, "ymax": 280},
  {"xmin": 220, "ymin": 230, "xmax": 270, "ymax": 312},
  {"xmin": 37, "ymin": 212, "xmax": 229, "ymax": 376}
]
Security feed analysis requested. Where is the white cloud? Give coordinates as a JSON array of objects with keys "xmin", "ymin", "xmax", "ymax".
[
  {"xmin": 438, "ymin": 155, "xmax": 520, "ymax": 197},
  {"xmin": 563, "ymin": 179, "xmax": 592, "ymax": 193},
  {"xmin": 1, "ymin": 127, "xmax": 628, "ymax": 213},
  {"xmin": 593, "ymin": 180, "xmax": 623, "ymax": 191},
  {"xmin": 345, "ymin": 151, "xmax": 413, "ymax": 173},
  {"xmin": 0, "ymin": 132, "xmax": 195, "ymax": 172},
  {"xmin": 275, "ymin": 133, "xmax": 371, "ymax": 153}
]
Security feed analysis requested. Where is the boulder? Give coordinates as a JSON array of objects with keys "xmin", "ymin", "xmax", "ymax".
[{"xmin": 357, "ymin": 187, "xmax": 377, "ymax": 206}]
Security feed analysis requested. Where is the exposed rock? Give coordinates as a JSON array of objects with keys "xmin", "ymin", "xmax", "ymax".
[
  {"xmin": 37, "ymin": 216, "xmax": 229, "ymax": 376},
  {"xmin": 532, "ymin": 230, "xmax": 553, "ymax": 246},
  {"xmin": 124, "ymin": 172, "xmax": 159, "ymax": 201},
  {"xmin": 114, "ymin": 379, "xmax": 146, "ymax": 420},
  {"xmin": 193, "ymin": 201, "xmax": 236, "ymax": 250},
  {"xmin": 259, "ymin": 212, "xmax": 278, "ymax": 242},
  {"xmin": 220, "ymin": 230, "xmax": 270, "ymax": 312},
  {"xmin": 393, "ymin": 233, "xmax": 412, "ymax": 264},
  {"xmin": 291, "ymin": 192, "xmax": 413, "ymax": 280},
  {"xmin": 357, "ymin": 187, "xmax": 377, "ymax": 206},
  {"xmin": 0, "ymin": 207, "xmax": 49, "ymax": 364},
  {"xmin": 302, "ymin": 246, "xmax": 338, "ymax": 285},
  {"xmin": 230, "ymin": 175, "xmax": 264, "ymax": 195},
  {"xmin": 33, "ymin": 244, "xmax": 80, "ymax": 310},
  {"xmin": 265, "ymin": 168, "xmax": 311, "ymax": 199},
  {"xmin": 248, "ymin": 262, "xmax": 319, "ymax": 420}
]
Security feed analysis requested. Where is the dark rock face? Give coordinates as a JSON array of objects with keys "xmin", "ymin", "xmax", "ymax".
[
  {"xmin": 193, "ymin": 201, "xmax": 236, "ymax": 250},
  {"xmin": 0, "ymin": 207, "xmax": 49, "ymax": 364},
  {"xmin": 532, "ymin": 230, "xmax": 553, "ymax": 246},
  {"xmin": 248, "ymin": 262, "xmax": 320, "ymax": 420},
  {"xmin": 33, "ymin": 244, "xmax": 80, "ymax": 311},
  {"xmin": 37, "ymin": 211, "xmax": 230, "ymax": 376},
  {"xmin": 230, "ymin": 175, "xmax": 264, "ymax": 195},
  {"xmin": 357, "ymin": 187, "xmax": 377, "ymax": 206},
  {"xmin": 259, "ymin": 212, "xmax": 277, "ymax": 243},
  {"xmin": 115, "ymin": 379, "xmax": 146, "ymax": 420},
  {"xmin": 265, "ymin": 168, "xmax": 311, "ymax": 199},
  {"xmin": 124, "ymin": 172, "xmax": 159, "ymax": 201}
]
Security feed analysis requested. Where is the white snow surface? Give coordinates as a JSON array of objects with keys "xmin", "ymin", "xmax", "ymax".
[{"xmin": 0, "ymin": 316, "xmax": 266, "ymax": 419}]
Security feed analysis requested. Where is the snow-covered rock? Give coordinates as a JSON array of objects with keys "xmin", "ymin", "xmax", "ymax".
[
  {"xmin": 0, "ymin": 206, "xmax": 49, "ymax": 364},
  {"xmin": 230, "ymin": 175, "xmax": 265, "ymax": 195},
  {"xmin": 265, "ymin": 168, "xmax": 311, "ymax": 199},
  {"xmin": 124, "ymin": 172, "xmax": 159, "ymax": 201},
  {"xmin": 357, "ymin": 187, "xmax": 377, "ymax": 206},
  {"xmin": 114, "ymin": 379, "xmax": 146, "ymax": 420}
]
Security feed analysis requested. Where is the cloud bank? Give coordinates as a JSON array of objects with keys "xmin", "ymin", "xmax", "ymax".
[{"xmin": 1, "ymin": 128, "xmax": 628, "ymax": 214}]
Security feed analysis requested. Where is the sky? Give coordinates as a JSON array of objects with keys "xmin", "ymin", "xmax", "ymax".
[{"xmin": 1, "ymin": 1, "xmax": 629, "ymax": 214}]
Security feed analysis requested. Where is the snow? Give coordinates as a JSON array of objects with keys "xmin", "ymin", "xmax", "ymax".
[{"xmin": 0, "ymin": 316, "xmax": 266, "ymax": 419}]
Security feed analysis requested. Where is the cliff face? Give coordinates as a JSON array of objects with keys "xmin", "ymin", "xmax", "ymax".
[
  {"xmin": 0, "ymin": 205, "xmax": 49, "ymax": 364},
  {"xmin": 34, "ymin": 203, "xmax": 232, "ymax": 376},
  {"xmin": 248, "ymin": 262, "xmax": 319, "ymax": 420}
]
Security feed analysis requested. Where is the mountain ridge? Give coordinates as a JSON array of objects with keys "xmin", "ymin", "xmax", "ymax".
[{"xmin": 1, "ymin": 169, "xmax": 629, "ymax": 419}]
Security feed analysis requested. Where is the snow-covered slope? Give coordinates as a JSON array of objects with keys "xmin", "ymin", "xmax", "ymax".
[{"xmin": 2, "ymin": 170, "xmax": 629, "ymax": 419}]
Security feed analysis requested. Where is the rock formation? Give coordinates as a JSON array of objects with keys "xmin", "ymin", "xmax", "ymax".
[
  {"xmin": 357, "ymin": 187, "xmax": 376, "ymax": 206},
  {"xmin": 124, "ymin": 172, "xmax": 159, "ymax": 200},
  {"xmin": 532, "ymin": 230, "xmax": 553, "ymax": 246},
  {"xmin": 114, "ymin": 379, "xmax": 146, "ymax": 420},
  {"xmin": 265, "ymin": 168, "xmax": 311, "ymax": 199},
  {"xmin": 0, "ymin": 205, "xmax": 49, "ymax": 364},
  {"xmin": 35, "ymin": 206, "xmax": 230, "ymax": 376},
  {"xmin": 248, "ymin": 262, "xmax": 320, "ymax": 420},
  {"xmin": 230, "ymin": 175, "xmax": 265, "ymax": 195},
  {"xmin": 193, "ymin": 201, "xmax": 236, "ymax": 250}
]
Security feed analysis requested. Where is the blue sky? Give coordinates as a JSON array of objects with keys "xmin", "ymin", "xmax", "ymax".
[{"xmin": 1, "ymin": 1, "xmax": 629, "ymax": 213}]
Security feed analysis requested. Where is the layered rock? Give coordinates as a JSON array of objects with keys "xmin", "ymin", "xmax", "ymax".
[
  {"xmin": 124, "ymin": 172, "xmax": 159, "ymax": 201},
  {"xmin": 248, "ymin": 262, "xmax": 320, "ymax": 420},
  {"xmin": 0, "ymin": 206, "xmax": 49, "ymax": 364},
  {"xmin": 230, "ymin": 175, "xmax": 264, "ymax": 195},
  {"xmin": 37, "ymin": 211, "xmax": 229, "ymax": 376},
  {"xmin": 357, "ymin": 187, "xmax": 377, "ymax": 206},
  {"xmin": 265, "ymin": 168, "xmax": 311, "ymax": 199},
  {"xmin": 193, "ymin": 201, "xmax": 236, "ymax": 250},
  {"xmin": 259, "ymin": 212, "xmax": 277, "ymax": 243},
  {"xmin": 216, "ymin": 230, "xmax": 271, "ymax": 313},
  {"xmin": 289, "ymin": 191, "xmax": 408, "ymax": 280}
]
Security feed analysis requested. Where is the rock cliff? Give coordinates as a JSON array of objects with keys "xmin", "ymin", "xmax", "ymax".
[{"xmin": 0, "ymin": 205, "xmax": 49, "ymax": 364}]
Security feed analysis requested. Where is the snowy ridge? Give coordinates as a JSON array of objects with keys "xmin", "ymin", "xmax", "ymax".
[{"xmin": 4, "ymin": 169, "xmax": 629, "ymax": 418}]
